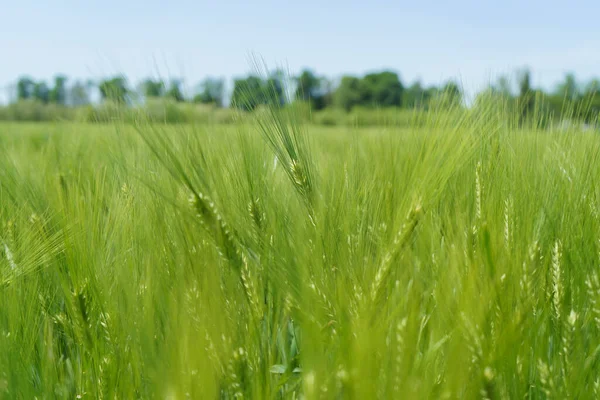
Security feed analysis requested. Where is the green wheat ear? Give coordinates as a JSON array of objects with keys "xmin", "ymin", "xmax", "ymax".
[{"xmin": 1, "ymin": 85, "xmax": 600, "ymax": 398}]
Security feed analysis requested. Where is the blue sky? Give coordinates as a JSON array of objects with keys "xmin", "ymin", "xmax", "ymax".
[{"xmin": 1, "ymin": 0, "xmax": 599, "ymax": 103}]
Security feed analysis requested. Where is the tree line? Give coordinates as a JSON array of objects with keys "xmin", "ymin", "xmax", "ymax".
[
  {"xmin": 477, "ymin": 70, "xmax": 600, "ymax": 124},
  {"xmin": 8, "ymin": 70, "xmax": 461, "ymax": 110},
  {"xmin": 4, "ymin": 68, "xmax": 600, "ymax": 123}
]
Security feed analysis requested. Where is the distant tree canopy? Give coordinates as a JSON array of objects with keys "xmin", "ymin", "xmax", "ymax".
[
  {"xmin": 17, "ymin": 75, "xmax": 70, "ymax": 105},
  {"xmin": 141, "ymin": 79, "xmax": 165, "ymax": 98},
  {"xmin": 556, "ymin": 73, "xmax": 578, "ymax": 101},
  {"xmin": 471, "ymin": 69, "xmax": 600, "ymax": 125},
  {"xmin": 231, "ymin": 76, "xmax": 264, "ymax": 111},
  {"xmin": 585, "ymin": 79, "xmax": 600, "ymax": 121},
  {"xmin": 193, "ymin": 78, "xmax": 225, "ymax": 106},
  {"xmin": 165, "ymin": 80, "xmax": 185, "ymax": 102},
  {"xmin": 429, "ymin": 81, "xmax": 462, "ymax": 109},
  {"xmin": 361, "ymin": 71, "xmax": 404, "ymax": 107},
  {"xmin": 231, "ymin": 73, "xmax": 285, "ymax": 111},
  {"xmin": 69, "ymin": 81, "xmax": 91, "ymax": 106},
  {"xmin": 4, "ymin": 67, "xmax": 600, "ymax": 125},
  {"xmin": 265, "ymin": 71, "xmax": 286, "ymax": 106},
  {"xmin": 17, "ymin": 77, "xmax": 36, "ymax": 101},
  {"xmin": 494, "ymin": 76, "xmax": 513, "ymax": 96},
  {"xmin": 49, "ymin": 75, "xmax": 68, "ymax": 105},
  {"xmin": 334, "ymin": 71, "xmax": 406, "ymax": 111},
  {"xmin": 99, "ymin": 77, "xmax": 129, "ymax": 104},
  {"xmin": 33, "ymin": 82, "xmax": 50, "ymax": 104},
  {"xmin": 334, "ymin": 76, "xmax": 363, "ymax": 111},
  {"xmin": 403, "ymin": 81, "xmax": 427, "ymax": 109},
  {"xmin": 295, "ymin": 69, "xmax": 330, "ymax": 110}
]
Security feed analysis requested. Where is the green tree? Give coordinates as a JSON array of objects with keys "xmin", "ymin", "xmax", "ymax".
[
  {"xmin": 69, "ymin": 81, "xmax": 91, "ymax": 106},
  {"xmin": 580, "ymin": 79, "xmax": 600, "ymax": 123},
  {"xmin": 361, "ymin": 71, "xmax": 404, "ymax": 107},
  {"xmin": 231, "ymin": 76, "xmax": 266, "ymax": 111},
  {"xmin": 264, "ymin": 71, "xmax": 286, "ymax": 107},
  {"xmin": 442, "ymin": 81, "xmax": 462, "ymax": 106},
  {"xmin": 99, "ymin": 77, "xmax": 129, "ymax": 103},
  {"xmin": 49, "ymin": 75, "xmax": 68, "ymax": 105},
  {"xmin": 334, "ymin": 76, "xmax": 363, "ymax": 111},
  {"xmin": 547, "ymin": 73, "xmax": 582, "ymax": 120},
  {"xmin": 141, "ymin": 79, "xmax": 165, "ymax": 98},
  {"xmin": 295, "ymin": 69, "xmax": 320, "ymax": 101},
  {"xmin": 403, "ymin": 81, "xmax": 433, "ymax": 108},
  {"xmin": 193, "ymin": 78, "xmax": 225, "ymax": 106},
  {"xmin": 166, "ymin": 80, "xmax": 184, "ymax": 102},
  {"xmin": 427, "ymin": 81, "xmax": 462, "ymax": 110},
  {"xmin": 556, "ymin": 73, "xmax": 579, "ymax": 101},
  {"xmin": 16, "ymin": 77, "xmax": 35, "ymax": 101},
  {"xmin": 417, "ymin": 86, "xmax": 441, "ymax": 109},
  {"xmin": 319, "ymin": 78, "xmax": 335, "ymax": 110},
  {"xmin": 33, "ymin": 81, "xmax": 50, "ymax": 104},
  {"xmin": 495, "ymin": 75, "xmax": 513, "ymax": 97},
  {"xmin": 294, "ymin": 69, "xmax": 328, "ymax": 109},
  {"xmin": 517, "ymin": 68, "xmax": 534, "ymax": 124}
]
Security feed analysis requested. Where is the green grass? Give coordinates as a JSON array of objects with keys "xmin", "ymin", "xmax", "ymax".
[{"xmin": 0, "ymin": 104, "xmax": 599, "ymax": 399}]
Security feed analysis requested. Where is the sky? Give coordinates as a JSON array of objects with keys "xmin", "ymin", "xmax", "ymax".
[{"xmin": 1, "ymin": 0, "xmax": 599, "ymax": 103}]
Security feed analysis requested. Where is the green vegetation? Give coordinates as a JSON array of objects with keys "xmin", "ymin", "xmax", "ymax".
[
  {"xmin": 1, "ymin": 97, "xmax": 600, "ymax": 398},
  {"xmin": 2, "ymin": 69, "xmax": 599, "ymax": 126}
]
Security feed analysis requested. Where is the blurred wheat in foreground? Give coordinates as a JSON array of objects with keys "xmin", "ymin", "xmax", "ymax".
[{"xmin": 0, "ymin": 97, "xmax": 599, "ymax": 399}]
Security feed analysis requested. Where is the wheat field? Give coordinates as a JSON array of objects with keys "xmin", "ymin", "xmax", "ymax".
[{"xmin": 0, "ymin": 103, "xmax": 599, "ymax": 398}]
